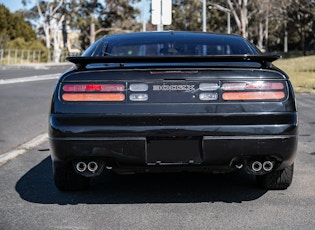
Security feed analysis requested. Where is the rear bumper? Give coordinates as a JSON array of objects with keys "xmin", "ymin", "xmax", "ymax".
[
  {"xmin": 49, "ymin": 112, "xmax": 298, "ymax": 171},
  {"xmin": 50, "ymin": 134, "xmax": 297, "ymax": 171}
]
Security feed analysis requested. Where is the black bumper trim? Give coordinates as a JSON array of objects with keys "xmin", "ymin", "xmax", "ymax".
[{"xmin": 50, "ymin": 134, "xmax": 297, "ymax": 170}]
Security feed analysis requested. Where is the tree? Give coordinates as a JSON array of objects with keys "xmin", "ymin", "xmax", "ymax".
[
  {"xmin": 18, "ymin": 0, "xmax": 315, "ymax": 56},
  {"xmin": 225, "ymin": 0, "xmax": 259, "ymax": 38},
  {"xmin": 210, "ymin": 0, "xmax": 314, "ymax": 54},
  {"xmin": 69, "ymin": 0, "xmax": 104, "ymax": 47},
  {"xmin": 68, "ymin": 0, "xmax": 141, "ymax": 50},
  {"xmin": 166, "ymin": 0, "xmax": 227, "ymax": 32},
  {"xmin": 167, "ymin": 0, "xmax": 203, "ymax": 31},
  {"xmin": 260, "ymin": 0, "xmax": 315, "ymax": 54},
  {"xmin": 286, "ymin": 0, "xmax": 315, "ymax": 55},
  {"xmin": 101, "ymin": 0, "xmax": 141, "ymax": 34},
  {"xmin": 34, "ymin": 0, "xmax": 65, "ymax": 62},
  {"xmin": 255, "ymin": 0, "xmax": 272, "ymax": 51},
  {"xmin": 0, "ymin": 4, "xmax": 36, "ymax": 49}
]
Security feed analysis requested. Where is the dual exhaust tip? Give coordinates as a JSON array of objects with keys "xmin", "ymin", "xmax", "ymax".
[
  {"xmin": 76, "ymin": 161, "xmax": 99, "ymax": 173},
  {"xmin": 251, "ymin": 160, "xmax": 274, "ymax": 172},
  {"xmin": 233, "ymin": 159, "xmax": 274, "ymax": 175}
]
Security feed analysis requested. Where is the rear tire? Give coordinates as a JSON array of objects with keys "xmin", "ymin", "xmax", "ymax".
[
  {"xmin": 256, "ymin": 164, "xmax": 294, "ymax": 190},
  {"xmin": 53, "ymin": 161, "xmax": 90, "ymax": 191}
]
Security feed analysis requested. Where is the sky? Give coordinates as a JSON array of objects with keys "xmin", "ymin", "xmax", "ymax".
[{"xmin": 0, "ymin": 0, "xmax": 33, "ymax": 12}]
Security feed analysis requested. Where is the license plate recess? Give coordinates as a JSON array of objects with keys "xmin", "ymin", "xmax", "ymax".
[{"xmin": 147, "ymin": 139, "xmax": 202, "ymax": 165}]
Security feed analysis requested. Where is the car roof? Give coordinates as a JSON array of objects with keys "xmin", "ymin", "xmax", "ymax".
[{"xmin": 102, "ymin": 31, "xmax": 246, "ymax": 42}]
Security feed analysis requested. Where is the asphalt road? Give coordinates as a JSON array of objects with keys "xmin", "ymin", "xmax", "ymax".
[
  {"xmin": 0, "ymin": 66, "xmax": 315, "ymax": 229},
  {"xmin": 0, "ymin": 64, "xmax": 71, "ymax": 154}
]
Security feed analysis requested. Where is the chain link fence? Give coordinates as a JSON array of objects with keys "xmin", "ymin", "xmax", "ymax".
[{"xmin": 0, "ymin": 49, "xmax": 80, "ymax": 65}]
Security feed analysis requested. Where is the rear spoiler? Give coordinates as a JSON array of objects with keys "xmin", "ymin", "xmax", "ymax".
[{"xmin": 67, "ymin": 55, "xmax": 281, "ymax": 69}]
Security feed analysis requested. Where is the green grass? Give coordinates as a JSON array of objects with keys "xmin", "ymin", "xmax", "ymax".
[{"xmin": 274, "ymin": 55, "xmax": 315, "ymax": 93}]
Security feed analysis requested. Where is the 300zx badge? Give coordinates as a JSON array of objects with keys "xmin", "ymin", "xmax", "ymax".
[{"xmin": 153, "ymin": 84, "xmax": 196, "ymax": 91}]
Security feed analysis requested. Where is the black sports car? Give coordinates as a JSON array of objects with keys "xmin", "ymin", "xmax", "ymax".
[{"xmin": 49, "ymin": 31, "xmax": 298, "ymax": 191}]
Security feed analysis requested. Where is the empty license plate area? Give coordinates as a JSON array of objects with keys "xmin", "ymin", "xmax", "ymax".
[{"xmin": 147, "ymin": 139, "xmax": 202, "ymax": 165}]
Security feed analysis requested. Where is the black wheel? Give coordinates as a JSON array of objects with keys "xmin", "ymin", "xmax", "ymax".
[
  {"xmin": 53, "ymin": 161, "xmax": 90, "ymax": 191},
  {"xmin": 256, "ymin": 164, "xmax": 294, "ymax": 190}
]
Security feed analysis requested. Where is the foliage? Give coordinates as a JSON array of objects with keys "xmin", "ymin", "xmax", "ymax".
[
  {"xmin": 101, "ymin": 0, "xmax": 141, "ymax": 32},
  {"xmin": 285, "ymin": 0, "xmax": 315, "ymax": 54},
  {"xmin": 7, "ymin": 38, "xmax": 46, "ymax": 51},
  {"xmin": 166, "ymin": 0, "xmax": 203, "ymax": 31},
  {"xmin": 212, "ymin": 0, "xmax": 315, "ymax": 54},
  {"xmin": 0, "ymin": 4, "xmax": 36, "ymax": 49},
  {"xmin": 5, "ymin": 37, "xmax": 49, "ymax": 62},
  {"xmin": 165, "ymin": 0, "xmax": 227, "ymax": 32},
  {"xmin": 67, "ymin": 0, "xmax": 141, "ymax": 50},
  {"xmin": 0, "ymin": 33, "xmax": 9, "ymax": 50}
]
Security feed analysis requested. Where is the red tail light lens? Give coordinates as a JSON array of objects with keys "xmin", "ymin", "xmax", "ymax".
[
  {"xmin": 222, "ymin": 82, "xmax": 284, "ymax": 91},
  {"xmin": 63, "ymin": 84, "xmax": 125, "ymax": 92},
  {"xmin": 221, "ymin": 81, "xmax": 286, "ymax": 101},
  {"xmin": 62, "ymin": 83, "xmax": 126, "ymax": 102}
]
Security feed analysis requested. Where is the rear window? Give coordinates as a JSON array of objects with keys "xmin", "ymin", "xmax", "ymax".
[
  {"xmin": 110, "ymin": 43, "xmax": 238, "ymax": 56},
  {"xmin": 82, "ymin": 34, "xmax": 259, "ymax": 57},
  {"xmin": 107, "ymin": 37, "xmax": 257, "ymax": 56}
]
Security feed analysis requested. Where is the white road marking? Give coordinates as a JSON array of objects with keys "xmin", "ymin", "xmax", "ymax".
[
  {"xmin": 0, "ymin": 74, "xmax": 60, "ymax": 85},
  {"xmin": 0, "ymin": 133, "xmax": 48, "ymax": 166}
]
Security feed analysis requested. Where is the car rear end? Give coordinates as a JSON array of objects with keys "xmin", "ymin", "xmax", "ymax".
[
  {"xmin": 50, "ymin": 64, "xmax": 297, "ymax": 189},
  {"xmin": 49, "ymin": 32, "xmax": 298, "ymax": 191}
]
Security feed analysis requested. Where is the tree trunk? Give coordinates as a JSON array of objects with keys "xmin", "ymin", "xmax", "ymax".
[
  {"xmin": 264, "ymin": 11, "xmax": 269, "ymax": 52},
  {"xmin": 258, "ymin": 20, "xmax": 264, "ymax": 50},
  {"xmin": 90, "ymin": 12, "xmax": 95, "ymax": 45},
  {"xmin": 227, "ymin": 0, "xmax": 248, "ymax": 37},
  {"xmin": 240, "ymin": 0, "xmax": 248, "ymax": 37}
]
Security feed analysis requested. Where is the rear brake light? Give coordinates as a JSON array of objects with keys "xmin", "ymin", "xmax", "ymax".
[
  {"xmin": 63, "ymin": 84, "xmax": 125, "ymax": 92},
  {"xmin": 62, "ymin": 93, "xmax": 125, "ymax": 101}
]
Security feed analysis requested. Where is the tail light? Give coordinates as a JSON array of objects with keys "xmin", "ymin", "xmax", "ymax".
[
  {"xmin": 62, "ymin": 93, "xmax": 125, "ymax": 101},
  {"xmin": 60, "ymin": 81, "xmax": 286, "ymax": 102},
  {"xmin": 221, "ymin": 81, "xmax": 286, "ymax": 101},
  {"xmin": 62, "ymin": 84, "xmax": 125, "ymax": 102},
  {"xmin": 222, "ymin": 91, "xmax": 285, "ymax": 100},
  {"xmin": 63, "ymin": 84, "xmax": 124, "ymax": 92}
]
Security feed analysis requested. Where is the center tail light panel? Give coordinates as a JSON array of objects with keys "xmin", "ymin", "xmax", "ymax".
[{"xmin": 60, "ymin": 80, "xmax": 288, "ymax": 103}]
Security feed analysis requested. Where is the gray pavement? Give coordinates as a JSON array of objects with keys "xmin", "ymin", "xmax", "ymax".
[{"xmin": 0, "ymin": 66, "xmax": 315, "ymax": 229}]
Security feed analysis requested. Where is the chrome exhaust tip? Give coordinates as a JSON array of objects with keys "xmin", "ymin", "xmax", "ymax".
[
  {"xmin": 263, "ymin": 161, "xmax": 274, "ymax": 172},
  {"xmin": 87, "ymin": 161, "xmax": 98, "ymax": 173},
  {"xmin": 251, "ymin": 161, "xmax": 263, "ymax": 172},
  {"xmin": 76, "ymin": 162, "xmax": 87, "ymax": 172}
]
